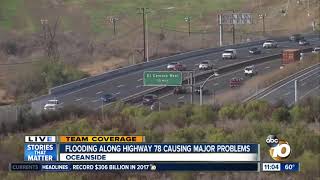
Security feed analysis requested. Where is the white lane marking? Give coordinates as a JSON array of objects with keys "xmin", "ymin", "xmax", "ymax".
[
  {"xmin": 75, "ymin": 98, "xmax": 82, "ymax": 101},
  {"xmin": 265, "ymin": 66, "xmax": 270, "ymax": 69},
  {"xmin": 42, "ymin": 38, "xmax": 320, "ymax": 99},
  {"xmin": 284, "ymin": 92, "xmax": 291, "ymax": 96},
  {"xmin": 96, "ymin": 91, "xmax": 103, "ymax": 95},
  {"xmin": 260, "ymin": 67, "xmax": 320, "ymax": 98},
  {"xmin": 178, "ymin": 96, "xmax": 185, "ymax": 99},
  {"xmin": 137, "ymin": 78, "xmax": 143, "ymax": 82},
  {"xmin": 136, "ymin": 85, "xmax": 142, "ymax": 88},
  {"xmin": 91, "ymin": 99, "xmax": 99, "ymax": 103},
  {"xmin": 213, "ymin": 83, "xmax": 219, "ymax": 86},
  {"xmin": 299, "ymin": 85, "xmax": 320, "ymax": 99},
  {"xmin": 114, "ymin": 92, "xmax": 120, "ymax": 95},
  {"xmin": 299, "ymin": 71, "xmax": 320, "ymax": 82},
  {"xmin": 117, "ymin": 84, "xmax": 125, "ymax": 88}
]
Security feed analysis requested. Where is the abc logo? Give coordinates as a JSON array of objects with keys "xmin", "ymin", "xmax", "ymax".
[{"xmin": 266, "ymin": 135, "xmax": 291, "ymax": 161}]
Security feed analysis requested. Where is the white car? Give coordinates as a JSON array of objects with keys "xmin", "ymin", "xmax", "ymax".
[
  {"xmin": 167, "ymin": 62, "xmax": 178, "ymax": 70},
  {"xmin": 222, "ymin": 49, "xmax": 237, "ymax": 59},
  {"xmin": 263, "ymin": 40, "xmax": 278, "ymax": 48},
  {"xmin": 244, "ymin": 65, "xmax": 257, "ymax": 76},
  {"xmin": 312, "ymin": 47, "xmax": 320, "ymax": 54},
  {"xmin": 43, "ymin": 99, "xmax": 60, "ymax": 111},
  {"xmin": 198, "ymin": 61, "xmax": 214, "ymax": 70}
]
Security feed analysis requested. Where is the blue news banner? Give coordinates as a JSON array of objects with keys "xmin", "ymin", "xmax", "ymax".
[{"xmin": 19, "ymin": 143, "xmax": 260, "ymax": 171}]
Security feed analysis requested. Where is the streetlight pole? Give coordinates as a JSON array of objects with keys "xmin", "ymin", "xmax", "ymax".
[
  {"xmin": 200, "ymin": 72, "xmax": 219, "ymax": 106},
  {"xmin": 184, "ymin": 16, "xmax": 191, "ymax": 36}
]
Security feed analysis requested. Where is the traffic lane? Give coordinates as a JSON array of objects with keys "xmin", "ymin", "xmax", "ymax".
[
  {"xmin": 159, "ymin": 59, "xmax": 283, "ymax": 105},
  {"xmin": 260, "ymin": 67, "xmax": 320, "ymax": 105},
  {"xmin": 56, "ymin": 41, "xmax": 294, "ymax": 109},
  {"xmin": 38, "ymin": 38, "xmax": 320, "ymax": 109}
]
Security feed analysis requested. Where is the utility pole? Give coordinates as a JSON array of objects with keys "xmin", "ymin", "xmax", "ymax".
[
  {"xmin": 137, "ymin": 8, "xmax": 149, "ymax": 62},
  {"xmin": 232, "ymin": 10, "xmax": 235, "ymax": 44},
  {"xmin": 109, "ymin": 17, "xmax": 119, "ymax": 36},
  {"xmin": 40, "ymin": 19, "xmax": 48, "ymax": 42},
  {"xmin": 184, "ymin": 16, "xmax": 191, "ymax": 36},
  {"xmin": 259, "ymin": 14, "xmax": 266, "ymax": 36}
]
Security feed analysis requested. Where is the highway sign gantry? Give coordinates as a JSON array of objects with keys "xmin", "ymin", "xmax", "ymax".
[{"xmin": 143, "ymin": 71, "xmax": 182, "ymax": 86}]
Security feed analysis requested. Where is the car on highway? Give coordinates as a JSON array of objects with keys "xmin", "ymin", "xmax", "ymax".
[
  {"xmin": 167, "ymin": 62, "xmax": 186, "ymax": 71},
  {"xmin": 142, "ymin": 94, "xmax": 158, "ymax": 106},
  {"xmin": 289, "ymin": 34, "xmax": 304, "ymax": 42},
  {"xmin": 173, "ymin": 63, "xmax": 187, "ymax": 71},
  {"xmin": 101, "ymin": 94, "xmax": 116, "ymax": 103},
  {"xmin": 248, "ymin": 47, "xmax": 261, "ymax": 54},
  {"xmin": 194, "ymin": 86, "xmax": 210, "ymax": 95},
  {"xmin": 43, "ymin": 99, "xmax": 60, "ymax": 111},
  {"xmin": 222, "ymin": 49, "xmax": 237, "ymax": 59},
  {"xmin": 298, "ymin": 39, "xmax": 310, "ymax": 46},
  {"xmin": 244, "ymin": 65, "xmax": 257, "ymax": 76},
  {"xmin": 198, "ymin": 61, "xmax": 214, "ymax": 70},
  {"xmin": 263, "ymin": 40, "xmax": 278, "ymax": 48},
  {"xmin": 167, "ymin": 62, "xmax": 178, "ymax": 70},
  {"xmin": 312, "ymin": 47, "xmax": 320, "ymax": 54},
  {"xmin": 229, "ymin": 78, "xmax": 243, "ymax": 88},
  {"xmin": 173, "ymin": 86, "xmax": 188, "ymax": 94}
]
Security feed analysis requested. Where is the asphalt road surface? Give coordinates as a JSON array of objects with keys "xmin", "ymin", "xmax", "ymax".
[
  {"xmin": 259, "ymin": 65, "xmax": 320, "ymax": 106},
  {"xmin": 34, "ymin": 38, "xmax": 320, "ymax": 111},
  {"xmin": 158, "ymin": 59, "xmax": 283, "ymax": 106}
]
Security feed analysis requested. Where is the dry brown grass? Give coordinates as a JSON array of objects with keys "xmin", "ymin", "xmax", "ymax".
[{"xmin": 215, "ymin": 55, "xmax": 320, "ymax": 104}]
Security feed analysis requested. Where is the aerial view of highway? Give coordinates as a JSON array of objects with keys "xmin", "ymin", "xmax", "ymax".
[{"xmin": 0, "ymin": 0, "xmax": 319, "ymax": 180}]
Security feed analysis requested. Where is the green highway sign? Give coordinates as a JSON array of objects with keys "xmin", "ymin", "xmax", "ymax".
[{"xmin": 143, "ymin": 71, "xmax": 182, "ymax": 86}]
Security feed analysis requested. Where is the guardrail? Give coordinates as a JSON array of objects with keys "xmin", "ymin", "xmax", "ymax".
[
  {"xmin": 48, "ymin": 35, "xmax": 320, "ymax": 96},
  {"xmin": 243, "ymin": 63, "xmax": 320, "ymax": 102}
]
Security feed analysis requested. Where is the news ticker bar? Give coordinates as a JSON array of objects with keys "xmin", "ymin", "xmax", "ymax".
[
  {"xmin": 10, "ymin": 162, "xmax": 300, "ymax": 172},
  {"xmin": 10, "ymin": 162, "xmax": 259, "ymax": 172}
]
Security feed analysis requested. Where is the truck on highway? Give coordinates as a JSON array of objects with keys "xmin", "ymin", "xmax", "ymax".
[
  {"xmin": 282, "ymin": 49, "xmax": 301, "ymax": 64},
  {"xmin": 222, "ymin": 49, "xmax": 237, "ymax": 59}
]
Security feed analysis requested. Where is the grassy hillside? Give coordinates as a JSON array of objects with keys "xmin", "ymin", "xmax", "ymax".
[
  {"xmin": 0, "ymin": 0, "xmax": 247, "ymax": 35},
  {"xmin": 0, "ymin": 99, "xmax": 319, "ymax": 179}
]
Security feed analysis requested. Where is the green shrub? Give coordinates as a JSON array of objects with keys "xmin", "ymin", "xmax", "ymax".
[
  {"xmin": 165, "ymin": 126, "xmax": 206, "ymax": 143},
  {"xmin": 245, "ymin": 100, "xmax": 272, "ymax": 120},
  {"xmin": 272, "ymin": 107, "xmax": 291, "ymax": 122},
  {"xmin": 188, "ymin": 105, "xmax": 217, "ymax": 125}
]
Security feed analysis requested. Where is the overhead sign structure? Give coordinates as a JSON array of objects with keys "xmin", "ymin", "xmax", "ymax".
[
  {"xmin": 143, "ymin": 71, "xmax": 182, "ymax": 86},
  {"xmin": 219, "ymin": 13, "xmax": 252, "ymax": 25}
]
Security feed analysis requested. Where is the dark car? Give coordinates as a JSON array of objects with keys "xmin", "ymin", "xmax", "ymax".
[
  {"xmin": 142, "ymin": 94, "xmax": 158, "ymax": 106},
  {"xmin": 298, "ymin": 39, "xmax": 310, "ymax": 46},
  {"xmin": 249, "ymin": 47, "xmax": 261, "ymax": 54},
  {"xmin": 173, "ymin": 86, "xmax": 187, "ymax": 94},
  {"xmin": 194, "ymin": 86, "xmax": 209, "ymax": 95},
  {"xmin": 289, "ymin": 34, "xmax": 304, "ymax": 42},
  {"xmin": 101, "ymin": 94, "xmax": 116, "ymax": 103}
]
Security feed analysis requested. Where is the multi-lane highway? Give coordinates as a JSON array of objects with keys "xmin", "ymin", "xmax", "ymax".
[
  {"xmin": 32, "ymin": 37, "xmax": 320, "ymax": 111},
  {"xmin": 158, "ymin": 59, "xmax": 283, "ymax": 106},
  {"xmin": 257, "ymin": 65, "xmax": 319, "ymax": 106}
]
